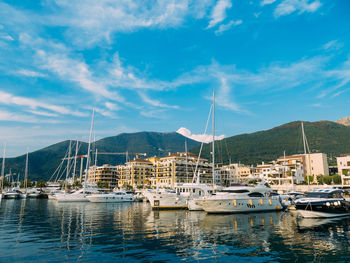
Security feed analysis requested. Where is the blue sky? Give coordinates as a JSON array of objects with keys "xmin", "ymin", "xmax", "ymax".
[{"xmin": 0, "ymin": 0, "xmax": 349, "ymax": 156}]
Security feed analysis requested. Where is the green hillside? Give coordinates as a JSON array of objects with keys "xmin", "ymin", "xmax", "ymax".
[
  {"xmin": 197, "ymin": 121, "xmax": 350, "ymax": 166},
  {"xmin": 2, "ymin": 132, "xmax": 200, "ymax": 181}
]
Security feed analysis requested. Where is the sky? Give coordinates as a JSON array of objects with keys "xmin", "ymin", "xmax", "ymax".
[{"xmin": 0, "ymin": 0, "xmax": 350, "ymax": 157}]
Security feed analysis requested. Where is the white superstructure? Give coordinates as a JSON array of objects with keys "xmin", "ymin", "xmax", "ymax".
[
  {"xmin": 196, "ymin": 182, "xmax": 283, "ymax": 213},
  {"xmin": 87, "ymin": 190, "xmax": 134, "ymax": 203}
]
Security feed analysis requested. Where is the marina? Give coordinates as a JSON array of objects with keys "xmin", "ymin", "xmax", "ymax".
[{"xmin": 0, "ymin": 198, "xmax": 350, "ymax": 262}]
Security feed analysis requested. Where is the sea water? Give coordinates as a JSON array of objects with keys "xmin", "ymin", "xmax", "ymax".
[{"xmin": 0, "ymin": 199, "xmax": 349, "ymax": 262}]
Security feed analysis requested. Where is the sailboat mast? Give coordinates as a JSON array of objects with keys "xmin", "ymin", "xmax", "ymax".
[
  {"xmin": 301, "ymin": 122, "xmax": 310, "ymax": 189},
  {"xmin": 212, "ymin": 90, "xmax": 215, "ymax": 186},
  {"xmin": 185, "ymin": 140, "xmax": 189, "ymax": 183},
  {"xmin": 84, "ymin": 108, "xmax": 95, "ymax": 193},
  {"xmin": 24, "ymin": 151, "xmax": 28, "ymax": 190},
  {"xmin": 72, "ymin": 140, "xmax": 79, "ymax": 182},
  {"xmin": 65, "ymin": 140, "xmax": 72, "ymax": 189},
  {"xmin": 1, "ymin": 144, "xmax": 6, "ymax": 191}
]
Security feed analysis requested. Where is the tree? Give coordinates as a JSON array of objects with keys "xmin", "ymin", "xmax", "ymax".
[
  {"xmin": 304, "ymin": 175, "xmax": 314, "ymax": 184},
  {"xmin": 37, "ymin": 180, "xmax": 47, "ymax": 189},
  {"xmin": 97, "ymin": 181, "xmax": 109, "ymax": 188},
  {"xmin": 20, "ymin": 179, "xmax": 34, "ymax": 188},
  {"xmin": 317, "ymin": 175, "xmax": 324, "ymax": 184},
  {"xmin": 72, "ymin": 180, "xmax": 82, "ymax": 188},
  {"xmin": 333, "ymin": 174, "xmax": 341, "ymax": 184},
  {"xmin": 3, "ymin": 179, "xmax": 10, "ymax": 187}
]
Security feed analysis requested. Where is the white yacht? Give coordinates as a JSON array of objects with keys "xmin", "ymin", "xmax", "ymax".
[
  {"xmin": 294, "ymin": 189, "xmax": 350, "ymax": 218},
  {"xmin": 55, "ymin": 187, "xmax": 98, "ymax": 202},
  {"xmin": 87, "ymin": 190, "xmax": 134, "ymax": 203},
  {"xmin": 182, "ymin": 183, "xmax": 217, "ymax": 211},
  {"xmin": 4, "ymin": 189, "xmax": 20, "ymax": 199},
  {"xmin": 26, "ymin": 188, "xmax": 41, "ymax": 198},
  {"xmin": 143, "ymin": 188, "xmax": 188, "ymax": 209},
  {"xmin": 143, "ymin": 182, "xmax": 216, "ymax": 210},
  {"xmin": 196, "ymin": 182, "xmax": 283, "ymax": 214}
]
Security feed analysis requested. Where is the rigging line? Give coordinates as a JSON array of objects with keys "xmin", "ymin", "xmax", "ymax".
[
  {"xmin": 49, "ymin": 145, "xmax": 70, "ymax": 182},
  {"xmin": 50, "ymin": 160, "xmax": 64, "ymax": 182},
  {"xmin": 193, "ymin": 103, "xmax": 213, "ymax": 183}
]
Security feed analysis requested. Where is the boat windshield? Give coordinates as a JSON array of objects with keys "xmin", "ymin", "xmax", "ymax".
[
  {"xmin": 220, "ymin": 189, "xmax": 250, "ymax": 193},
  {"xmin": 304, "ymin": 191, "xmax": 343, "ymax": 198}
]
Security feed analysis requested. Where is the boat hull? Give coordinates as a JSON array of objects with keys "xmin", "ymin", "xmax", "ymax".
[
  {"xmin": 198, "ymin": 197, "xmax": 283, "ymax": 214},
  {"xmin": 4, "ymin": 194, "xmax": 20, "ymax": 199},
  {"xmin": 55, "ymin": 194, "xmax": 89, "ymax": 202},
  {"xmin": 295, "ymin": 199, "xmax": 350, "ymax": 218},
  {"xmin": 187, "ymin": 199, "xmax": 204, "ymax": 211},
  {"xmin": 143, "ymin": 191, "xmax": 187, "ymax": 210},
  {"xmin": 87, "ymin": 194, "xmax": 134, "ymax": 203}
]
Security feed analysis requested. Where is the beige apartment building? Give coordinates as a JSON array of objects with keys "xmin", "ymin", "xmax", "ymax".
[
  {"xmin": 117, "ymin": 158, "xmax": 154, "ymax": 188},
  {"xmin": 277, "ymin": 153, "xmax": 328, "ymax": 179},
  {"xmin": 87, "ymin": 164, "xmax": 118, "ymax": 188},
  {"xmin": 154, "ymin": 153, "xmax": 213, "ymax": 188},
  {"xmin": 336, "ymin": 154, "xmax": 350, "ymax": 185}
]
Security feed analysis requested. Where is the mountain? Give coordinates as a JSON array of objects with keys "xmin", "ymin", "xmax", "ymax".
[
  {"xmin": 4, "ymin": 120, "xmax": 350, "ymax": 182},
  {"xmin": 335, "ymin": 116, "xmax": 350, "ymax": 126},
  {"xmin": 196, "ymin": 120, "xmax": 350, "ymax": 166},
  {"xmin": 2, "ymin": 132, "xmax": 200, "ymax": 182}
]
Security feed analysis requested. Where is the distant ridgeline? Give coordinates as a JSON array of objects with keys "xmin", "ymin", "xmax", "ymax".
[
  {"xmin": 3, "ymin": 132, "xmax": 200, "ymax": 182},
  {"xmin": 3, "ymin": 120, "xmax": 350, "ymax": 181},
  {"xmin": 195, "ymin": 120, "xmax": 350, "ymax": 166}
]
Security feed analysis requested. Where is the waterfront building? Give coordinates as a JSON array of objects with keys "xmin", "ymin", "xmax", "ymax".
[
  {"xmin": 276, "ymin": 153, "xmax": 328, "ymax": 183},
  {"xmin": 153, "ymin": 153, "xmax": 213, "ymax": 188},
  {"xmin": 87, "ymin": 164, "xmax": 118, "ymax": 188},
  {"xmin": 255, "ymin": 161, "xmax": 303, "ymax": 185},
  {"xmin": 220, "ymin": 164, "xmax": 242, "ymax": 185},
  {"xmin": 117, "ymin": 159, "xmax": 154, "ymax": 188},
  {"xmin": 336, "ymin": 155, "xmax": 350, "ymax": 185}
]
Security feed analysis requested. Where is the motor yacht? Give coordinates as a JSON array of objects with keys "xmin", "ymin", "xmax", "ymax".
[
  {"xmin": 4, "ymin": 189, "xmax": 20, "ymax": 199},
  {"xmin": 143, "ymin": 188, "xmax": 188, "ymax": 210},
  {"xmin": 196, "ymin": 182, "xmax": 283, "ymax": 214},
  {"xmin": 294, "ymin": 189, "xmax": 350, "ymax": 218},
  {"xmin": 87, "ymin": 190, "xmax": 134, "ymax": 203},
  {"xmin": 55, "ymin": 187, "xmax": 99, "ymax": 202}
]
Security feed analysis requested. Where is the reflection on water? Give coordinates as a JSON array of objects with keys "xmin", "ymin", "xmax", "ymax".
[{"xmin": 0, "ymin": 200, "xmax": 350, "ymax": 262}]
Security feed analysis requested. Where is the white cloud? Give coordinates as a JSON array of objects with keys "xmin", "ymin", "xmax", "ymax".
[
  {"xmin": 322, "ymin": 40, "xmax": 343, "ymax": 51},
  {"xmin": 94, "ymin": 107, "xmax": 117, "ymax": 118},
  {"xmin": 138, "ymin": 92, "xmax": 179, "ymax": 109},
  {"xmin": 207, "ymin": 0, "xmax": 232, "ymax": 29},
  {"xmin": 15, "ymin": 69, "xmax": 47, "ymax": 78},
  {"xmin": 0, "ymin": 110, "xmax": 61, "ymax": 123},
  {"xmin": 215, "ymin": 20, "xmax": 242, "ymax": 35},
  {"xmin": 177, "ymin": 127, "xmax": 225, "ymax": 143},
  {"xmin": 0, "ymin": 34, "xmax": 14, "ymax": 41},
  {"xmin": 44, "ymin": 0, "xmax": 215, "ymax": 47},
  {"xmin": 0, "ymin": 90, "xmax": 83, "ymax": 117},
  {"xmin": 261, "ymin": 0, "xmax": 277, "ymax": 6},
  {"xmin": 274, "ymin": 0, "xmax": 322, "ymax": 18},
  {"xmin": 36, "ymin": 49, "xmax": 116, "ymax": 99},
  {"xmin": 105, "ymin": 102, "xmax": 120, "ymax": 111},
  {"xmin": 27, "ymin": 110, "xmax": 59, "ymax": 117}
]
